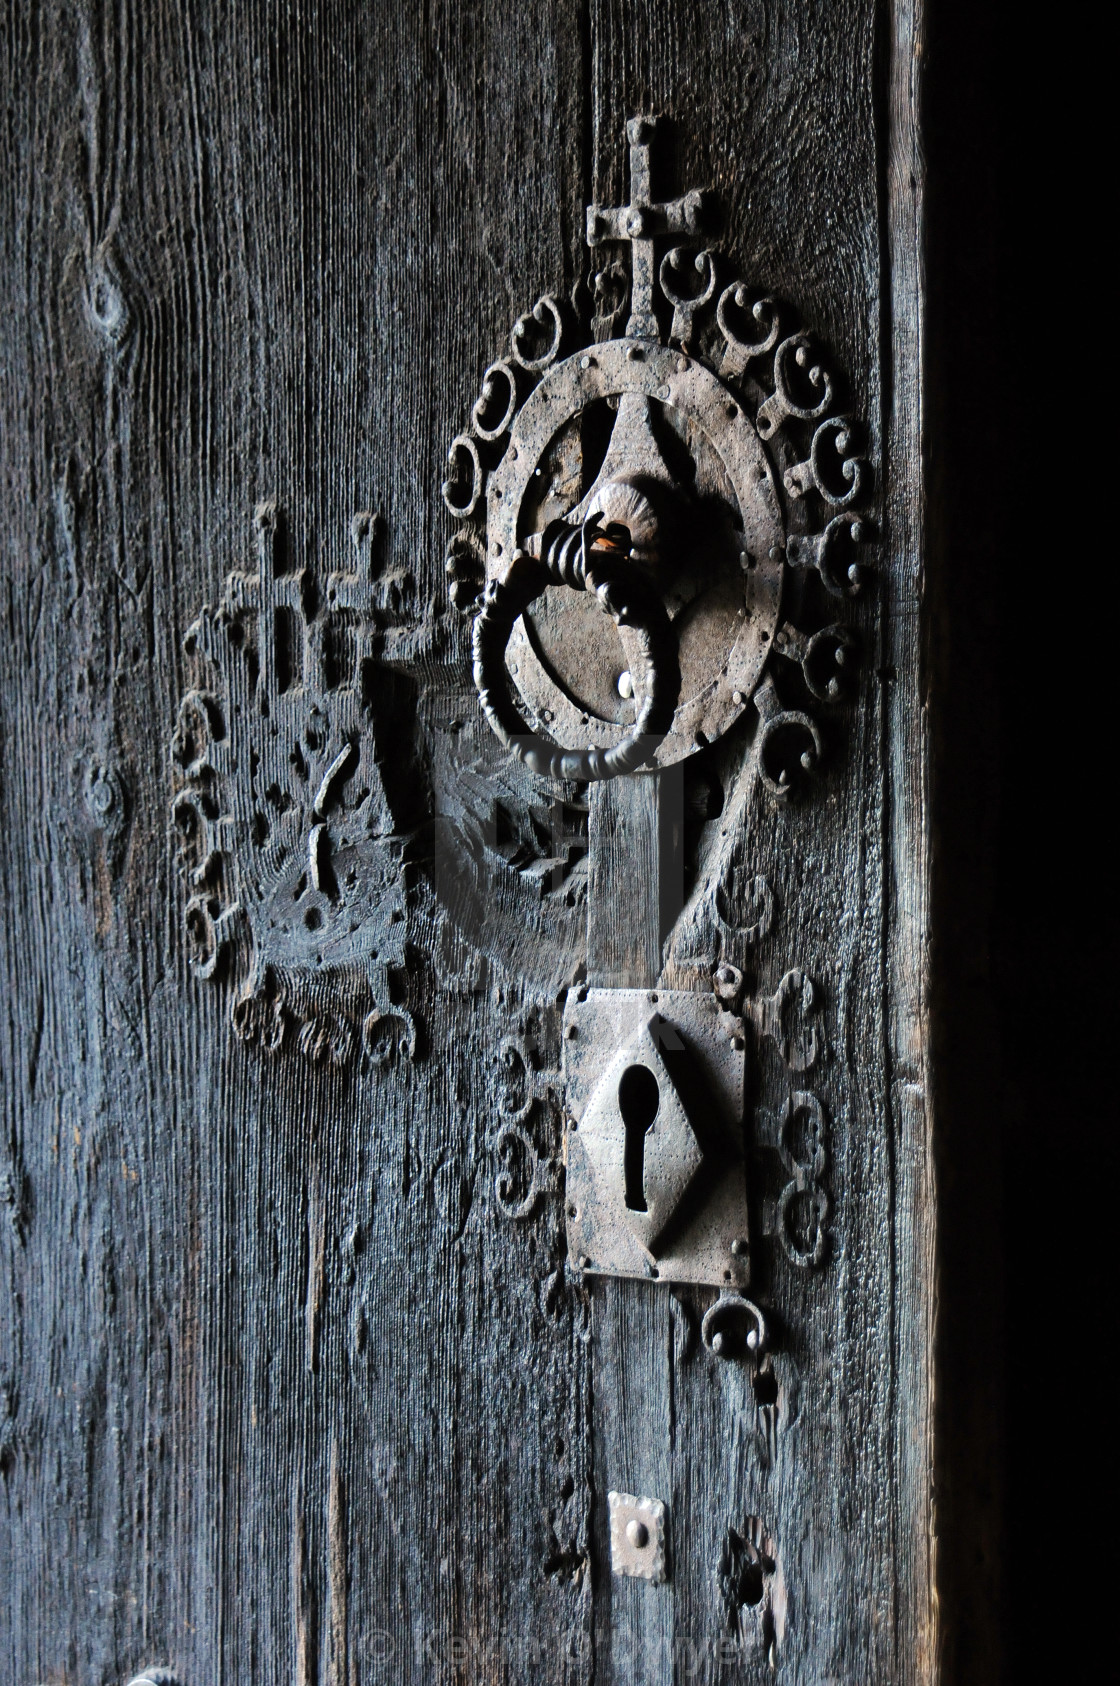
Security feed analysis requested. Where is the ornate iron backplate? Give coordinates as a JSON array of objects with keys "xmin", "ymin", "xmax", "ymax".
[
  {"xmin": 485, "ymin": 338, "xmax": 785, "ymax": 768},
  {"xmin": 169, "ymin": 506, "xmax": 420, "ymax": 1066},
  {"xmin": 437, "ymin": 115, "xmax": 873, "ymax": 1291},
  {"xmin": 443, "ymin": 115, "xmax": 872, "ymax": 794},
  {"xmin": 562, "ymin": 987, "xmax": 750, "ymax": 1290}
]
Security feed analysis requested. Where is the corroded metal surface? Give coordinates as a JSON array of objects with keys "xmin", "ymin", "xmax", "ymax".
[
  {"xmin": 443, "ymin": 114, "xmax": 871, "ymax": 798},
  {"xmin": 608, "ymin": 1489, "xmax": 669, "ymax": 1584},
  {"xmin": 491, "ymin": 336, "xmax": 785, "ymax": 770},
  {"xmin": 471, "ymin": 510, "xmax": 681, "ymax": 780},
  {"xmin": 562, "ymin": 986, "xmax": 749, "ymax": 1288}
]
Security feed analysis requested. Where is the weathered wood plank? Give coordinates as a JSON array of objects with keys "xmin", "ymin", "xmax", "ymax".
[
  {"xmin": 0, "ymin": 1, "xmax": 941, "ymax": 1681},
  {"xmin": 587, "ymin": 770, "xmax": 683, "ymax": 988}
]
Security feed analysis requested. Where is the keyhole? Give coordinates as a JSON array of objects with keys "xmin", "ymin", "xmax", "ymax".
[{"xmin": 619, "ymin": 1063, "xmax": 660, "ymax": 1212}]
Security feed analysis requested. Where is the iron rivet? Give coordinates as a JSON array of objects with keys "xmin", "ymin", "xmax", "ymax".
[
  {"xmin": 626, "ymin": 344, "xmax": 643, "ymax": 361},
  {"xmin": 578, "ymin": 1254, "xmax": 591, "ymax": 1269},
  {"xmin": 626, "ymin": 1519, "xmax": 649, "ymax": 1548},
  {"xmin": 676, "ymin": 355, "xmax": 689, "ymax": 372},
  {"xmin": 580, "ymin": 355, "xmax": 592, "ymax": 370},
  {"xmin": 711, "ymin": 1331, "xmax": 727, "ymax": 1356},
  {"xmin": 731, "ymin": 1238, "xmax": 748, "ymax": 1257},
  {"xmin": 746, "ymin": 1329, "xmax": 759, "ymax": 1351},
  {"xmin": 732, "ymin": 690, "xmax": 744, "ymax": 704},
  {"xmin": 769, "ymin": 545, "xmax": 783, "ymax": 560},
  {"xmin": 565, "ymin": 1023, "xmax": 578, "ymax": 1039},
  {"xmin": 617, "ymin": 670, "xmax": 633, "ymax": 699}
]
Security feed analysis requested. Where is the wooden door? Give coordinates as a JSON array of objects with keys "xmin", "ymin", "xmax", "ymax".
[{"xmin": 1, "ymin": 3, "xmax": 946, "ymax": 1682}]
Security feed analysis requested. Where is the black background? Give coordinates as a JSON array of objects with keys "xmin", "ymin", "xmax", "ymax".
[{"xmin": 926, "ymin": 8, "xmax": 1088, "ymax": 1678}]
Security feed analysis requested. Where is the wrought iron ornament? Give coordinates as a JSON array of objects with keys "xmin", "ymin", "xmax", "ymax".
[
  {"xmin": 169, "ymin": 506, "xmax": 418, "ymax": 1066},
  {"xmin": 440, "ymin": 116, "xmax": 870, "ymax": 1302},
  {"xmin": 443, "ymin": 115, "xmax": 872, "ymax": 794}
]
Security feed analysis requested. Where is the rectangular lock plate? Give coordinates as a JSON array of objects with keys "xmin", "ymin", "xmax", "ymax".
[{"xmin": 563, "ymin": 987, "xmax": 750, "ymax": 1289}]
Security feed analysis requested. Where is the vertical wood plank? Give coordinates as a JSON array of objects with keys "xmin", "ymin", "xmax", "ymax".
[
  {"xmin": 587, "ymin": 768, "xmax": 682, "ymax": 988},
  {"xmin": 584, "ymin": 765, "xmax": 675, "ymax": 1680}
]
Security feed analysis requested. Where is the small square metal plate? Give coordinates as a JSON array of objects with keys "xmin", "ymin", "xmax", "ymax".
[
  {"xmin": 564, "ymin": 987, "xmax": 750, "ymax": 1288},
  {"xmin": 608, "ymin": 1490, "xmax": 668, "ymax": 1583}
]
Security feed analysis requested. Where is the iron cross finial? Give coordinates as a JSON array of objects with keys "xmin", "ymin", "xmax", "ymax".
[{"xmin": 586, "ymin": 117, "xmax": 707, "ymax": 339}]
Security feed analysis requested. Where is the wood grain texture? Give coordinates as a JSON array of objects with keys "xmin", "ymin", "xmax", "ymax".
[
  {"xmin": 587, "ymin": 771, "xmax": 682, "ymax": 989},
  {"xmin": 0, "ymin": 1, "xmax": 939, "ymax": 1682}
]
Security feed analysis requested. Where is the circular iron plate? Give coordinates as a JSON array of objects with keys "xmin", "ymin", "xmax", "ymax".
[{"xmin": 485, "ymin": 338, "xmax": 785, "ymax": 769}]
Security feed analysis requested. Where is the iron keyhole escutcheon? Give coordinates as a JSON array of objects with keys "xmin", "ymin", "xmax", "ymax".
[{"xmin": 619, "ymin": 1062, "xmax": 660, "ymax": 1212}]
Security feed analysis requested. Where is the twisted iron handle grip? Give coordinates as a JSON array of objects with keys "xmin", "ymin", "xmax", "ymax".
[{"xmin": 472, "ymin": 514, "xmax": 680, "ymax": 781}]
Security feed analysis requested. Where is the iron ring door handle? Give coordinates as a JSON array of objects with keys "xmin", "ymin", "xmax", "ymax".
[{"xmin": 471, "ymin": 513, "xmax": 681, "ymax": 782}]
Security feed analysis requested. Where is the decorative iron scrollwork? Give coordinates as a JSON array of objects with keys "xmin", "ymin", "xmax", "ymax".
[
  {"xmin": 590, "ymin": 260, "xmax": 630, "ymax": 341},
  {"xmin": 471, "ymin": 360, "xmax": 519, "ymax": 442},
  {"xmin": 491, "ymin": 1032, "xmax": 559, "ymax": 1221},
  {"xmin": 756, "ymin": 334, "xmax": 833, "ymax": 439},
  {"xmin": 659, "ymin": 245, "xmax": 717, "ymax": 346},
  {"xmin": 441, "ymin": 433, "xmax": 483, "ymax": 519},
  {"xmin": 169, "ymin": 503, "xmax": 420, "ymax": 1068},
  {"xmin": 778, "ymin": 1091, "xmax": 832, "ymax": 1268},
  {"xmin": 510, "ymin": 294, "xmax": 564, "ymax": 372},
  {"xmin": 441, "ymin": 114, "xmax": 873, "ymax": 801},
  {"xmin": 787, "ymin": 512, "xmax": 870, "ymax": 598},
  {"xmin": 717, "ymin": 286, "xmax": 781, "ymax": 375}
]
